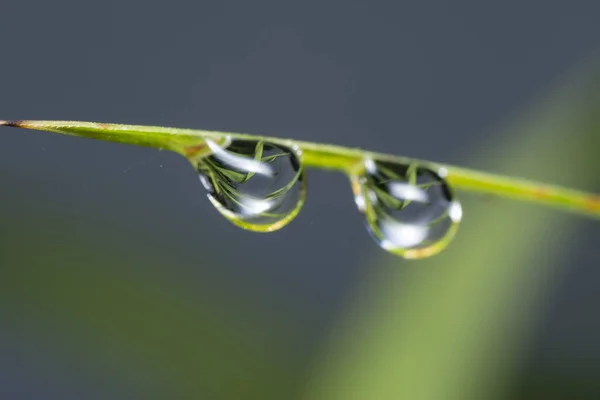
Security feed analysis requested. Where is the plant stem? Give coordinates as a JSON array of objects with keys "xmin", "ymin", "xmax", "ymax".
[{"xmin": 2, "ymin": 120, "xmax": 599, "ymax": 219}]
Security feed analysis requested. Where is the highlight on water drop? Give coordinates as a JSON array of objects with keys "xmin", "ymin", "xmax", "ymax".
[
  {"xmin": 351, "ymin": 158, "xmax": 462, "ymax": 259},
  {"xmin": 195, "ymin": 137, "xmax": 306, "ymax": 232}
]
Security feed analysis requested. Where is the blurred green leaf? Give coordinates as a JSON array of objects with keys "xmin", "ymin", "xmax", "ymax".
[
  {"xmin": 304, "ymin": 62, "xmax": 600, "ymax": 400},
  {"xmin": 1, "ymin": 236, "xmax": 301, "ymax": 399}
]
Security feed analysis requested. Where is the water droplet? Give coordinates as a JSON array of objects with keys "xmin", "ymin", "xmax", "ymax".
[
  {"xmin": 351, "ymin": 159, "xmax": 462, "ymax": 259},
  {"xmin": 196, "ymin": 138, "xmax": 306, "ymax": 232}
]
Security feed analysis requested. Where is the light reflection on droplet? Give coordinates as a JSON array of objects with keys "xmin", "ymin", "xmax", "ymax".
[
  {"xmin": 351, "ymin": 159, "xmax": 462, "ymax": 259},
  {"xmin": 196, "ymin": 138, "xmax": 306, "ymax": 232},
  {"xmin": 386, "ymin": 181, "xmax": 430, "ymax": 203},
  {"xmin": 205, "ymin": 138, "xmax": 275, "ymax": 177}
]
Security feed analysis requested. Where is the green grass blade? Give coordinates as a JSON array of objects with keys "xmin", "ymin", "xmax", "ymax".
[{"xmin": 1, "ymin": 119, "xmax": 598, "ymax": 219}]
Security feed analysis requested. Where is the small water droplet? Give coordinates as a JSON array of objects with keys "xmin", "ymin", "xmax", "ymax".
[
  {"xmin": 351, "ymin": 159, "xmax": 462, "ymax": 259},
  {"xmin": 196, "ymin": 138, "xmax": 306, "ymax": 232}
]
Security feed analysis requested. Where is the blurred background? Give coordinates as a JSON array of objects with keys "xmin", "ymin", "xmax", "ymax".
[{"xmin": 1, "ymin": 1, "xmax": 599, "ymax": 399}]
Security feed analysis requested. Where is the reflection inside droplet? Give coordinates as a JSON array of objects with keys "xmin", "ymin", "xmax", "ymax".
[
  {"xmin": 351, "ymin": 159, "xmax": 462, "ymax": 259},
  {"xmin": 196, "ymin": 138, "xmax": 306, "ymax": 232}
]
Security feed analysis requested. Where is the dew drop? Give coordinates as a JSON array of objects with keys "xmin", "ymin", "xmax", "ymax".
[
  {"xmin": 351, "ymin": 159, "xmax": 462, "ymax": 259},
  {"xmin": 196, "ymin": 138, "xmax": 306, "ymax": 232}
]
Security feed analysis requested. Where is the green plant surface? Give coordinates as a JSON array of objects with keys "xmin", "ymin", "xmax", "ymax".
[{"xmin": 1, "ymin": 119, "xmax": 598, "ymax": 220}]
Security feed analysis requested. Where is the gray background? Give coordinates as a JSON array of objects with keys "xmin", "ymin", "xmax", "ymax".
[{"xmin": 1, "ymin": 1, "xmax": 599, "ymax": 399}]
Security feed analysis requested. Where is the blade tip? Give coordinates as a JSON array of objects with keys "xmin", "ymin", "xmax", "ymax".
[{"xmin": 0, "ymin": 120, "xmax": 22, "ymax": 127}]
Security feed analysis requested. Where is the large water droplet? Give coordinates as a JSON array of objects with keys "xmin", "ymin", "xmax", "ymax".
[
  {"xmin": 196, "ymin": 138, "xmax": 306, "ymax": 232},
  {"xmin": 351, "ymin": 159, "xmax": 462, "ymax": 259}
]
